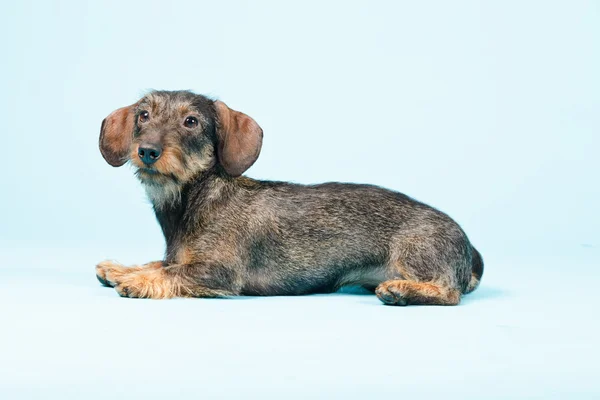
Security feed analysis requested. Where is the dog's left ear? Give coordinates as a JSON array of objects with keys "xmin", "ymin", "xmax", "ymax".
[
  {"xmin": 99, "ymin": 103, "xmax": 138, "ymax": 167},
  {"xmin": 215, "ymin": 100, "xmax": 263, "ymax": 177}
]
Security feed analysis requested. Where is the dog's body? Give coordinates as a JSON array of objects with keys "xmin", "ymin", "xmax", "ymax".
[{"xmin": 96, "ymin": 90, "xmax": 483, "ymax": 305}]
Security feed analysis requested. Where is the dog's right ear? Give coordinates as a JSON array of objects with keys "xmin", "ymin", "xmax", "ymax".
[{"xmin": 99, "ymin": 103, "xmax": 138, "ymax": 167}]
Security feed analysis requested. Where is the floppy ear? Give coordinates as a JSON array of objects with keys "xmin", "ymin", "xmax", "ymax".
[
  {"xmin": 99, "ymin": 103, "xmax": 138, "ymax": 167},
  {"xmin": 215, "ymin": 100, "xmax": 263, "ymax": 177}
]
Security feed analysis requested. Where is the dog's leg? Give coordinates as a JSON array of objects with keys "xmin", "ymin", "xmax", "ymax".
[
  {"xmin": 96, "ymin": 260, "xmax": 163, "ymax": 287},
  {"xmin": 375, "ymin": 280, "xmax": 460, "ymax": 306},
  {"xmin": 378, "ymin": 231, "xmax": 470, "ymax": 306},
  {"xmin": 106, "ymin": 263, "xmax": 240, "ymax": 299}
]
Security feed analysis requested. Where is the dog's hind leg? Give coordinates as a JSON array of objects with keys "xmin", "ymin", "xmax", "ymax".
[
  {"xmin": 375, "ymin": 280, "xmax": 460, "ymax": 306},
  {"xmin": 377, "ymin": 228, "xmax": 471, "ymax": 306}
]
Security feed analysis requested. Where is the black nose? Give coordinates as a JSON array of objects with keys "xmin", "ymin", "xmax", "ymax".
[{"xmin": 138, "ymin": 144, "xmax": 162, "ymax": 165}]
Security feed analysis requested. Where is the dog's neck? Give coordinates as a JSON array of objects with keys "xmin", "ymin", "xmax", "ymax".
[
  {"xmin": 142, "ymin": 168, "xmax": 242, "ymax": 253},
  {"xmin": 143, "ymin": 179, "xmax": 182, "ymax": 210}
]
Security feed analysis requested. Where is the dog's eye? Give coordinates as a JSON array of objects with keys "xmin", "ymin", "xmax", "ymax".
[
  {"xmin": 184, "ymin": 116, "xmax": 198, "ymax": 128},
  {"xmin": 139, "ymin": 111, "xmax": 150, "ymax": 123}
]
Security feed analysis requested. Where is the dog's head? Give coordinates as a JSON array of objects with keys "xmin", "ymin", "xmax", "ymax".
[{"xmin": 99, "ymin": 91, "xmax": 263, "ymax": 185}]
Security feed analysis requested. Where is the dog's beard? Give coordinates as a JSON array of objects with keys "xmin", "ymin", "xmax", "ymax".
[{"xmin": 134, "ymin": 168, "xmax": 182, "ymax": 209}]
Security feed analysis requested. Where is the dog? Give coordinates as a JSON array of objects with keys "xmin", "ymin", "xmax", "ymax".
[{"xmin": 95, "ymin": 90, "xmax": 484, "ymax": 305}]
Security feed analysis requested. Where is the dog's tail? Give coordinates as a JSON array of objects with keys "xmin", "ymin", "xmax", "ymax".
[{"xmin": 464, "ymin": 247, "xmax": 484, "ymax": 294}]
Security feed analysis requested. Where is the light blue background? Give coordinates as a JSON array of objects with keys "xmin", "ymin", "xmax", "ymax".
[{"xmin": 1, "ymin": 1, "xmax": 598, "ymax": 399}]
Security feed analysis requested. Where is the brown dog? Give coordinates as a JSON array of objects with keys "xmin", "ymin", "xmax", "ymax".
[{"xmin": 95, "ymin": 90, "xmax": 483, "ymax": 305}]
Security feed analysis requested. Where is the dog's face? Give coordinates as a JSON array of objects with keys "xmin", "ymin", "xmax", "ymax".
[
  {"xmin": 99, "ymin": 90, "xmax": 263, "ymax": 189},
  {"xmin": 130, "ymin": 91, "xmax": 217, "ymax": 184}
]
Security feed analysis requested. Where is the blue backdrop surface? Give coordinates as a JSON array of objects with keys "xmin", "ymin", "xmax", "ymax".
[{"xmin": 0, "ymin": 1, "xmax": 598, "ymax": 399}]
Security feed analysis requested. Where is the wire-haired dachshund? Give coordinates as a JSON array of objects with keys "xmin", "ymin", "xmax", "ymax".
[{"xmin": 95, "ymin": 90, "xmax": 484, "ymax": 305}]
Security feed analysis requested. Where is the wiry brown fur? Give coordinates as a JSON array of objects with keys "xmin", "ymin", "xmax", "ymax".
[{"xmin": 96, "ymin": 90, "xmax": 484, "ymax": 306}]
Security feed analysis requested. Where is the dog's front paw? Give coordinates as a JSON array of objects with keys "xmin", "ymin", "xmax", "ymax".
[
  {"xmin": 95, "ymin": 260, "xmax": 136, "ymax": 287},
  {"xmin": 96, "ymin": 260, "xmax": 123, "ymax": 287},
  {"xmin": 112, "ymin": 269, "xmax": 176, "ymax": 299}
]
